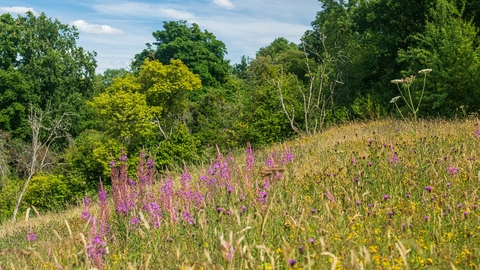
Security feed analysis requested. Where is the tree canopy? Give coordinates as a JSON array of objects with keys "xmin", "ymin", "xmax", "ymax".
[
  {"xmin": 132, "ymin": 20, "xmax": 230, "ymax": 87},
  {"xmin": 0, "ymin": 12, "xmax": 97, "ymax": 139}
]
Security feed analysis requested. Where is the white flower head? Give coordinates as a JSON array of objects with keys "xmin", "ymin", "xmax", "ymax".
[
  {"xmin": 390, "ymin": 96, "xmax": 401, "ymax": 103},
  {"xmin": 418, "ymin": 69, "xmax": 432, "ymax": 74},
  {"xmin": 391, "ymin": 79, "xmax": 403, "ymax": 84}
]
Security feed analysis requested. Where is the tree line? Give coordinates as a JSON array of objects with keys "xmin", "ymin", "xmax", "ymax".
[{"xmin": 1, "ymin": 0, "xmax": 479, "ymax": 221}]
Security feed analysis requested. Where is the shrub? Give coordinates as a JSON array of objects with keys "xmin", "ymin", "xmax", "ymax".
[{"xmin": 23, "ymin": 173, "xmax": 70, "ymax": 211}]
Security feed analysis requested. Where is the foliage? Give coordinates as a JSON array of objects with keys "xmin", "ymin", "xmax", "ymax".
[
  {"xmin": 90, "ymin": 59, "xmax": 201, "ymax": 146},
  {"xmin": 137, "ymin": 59, "xmax": 202, "ymax": 124},
  {"xmin": 62, "ymin": 130, "xmax": 123, "ymax": 186},
  {"xmin": 89, "ymin": 75, "xmax": 157, "ymax": 145},
  {"xmin": 133, "ymin": 20, "xmax": 230, "ymax": 87},
  {"xmin": 351, "ymin": 93, "xmax": 386, "ymax": 119},
  {"xmin": 23, "ymin": 173, "xmax": 70, "ymax": 211},
  {"xmin": 188, "ymin": 77, "xmax": 244, "ymax": 151},
  {"xmin": 0, "ymin": 12, "xmax": 97, "ymax": 139},
  {"xmin": 154, "ymin": 123, "xmax": 200, "ymax": 169},
  {"xmin": 0, "ymin": 176, "xmax": 23, "ymax": 222},
  {"xmin": 397, "ymin": 0, "xmax": 480, "ymax": 116}
]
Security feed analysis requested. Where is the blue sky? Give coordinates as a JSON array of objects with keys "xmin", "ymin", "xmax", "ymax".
[{"xmin": 1, "ymin": 0, "xmax": 321, "ymax": 74}]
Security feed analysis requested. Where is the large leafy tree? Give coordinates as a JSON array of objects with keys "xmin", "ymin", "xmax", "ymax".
[
  {"xmin": 0, "ymin": 12, "xmax": 97, "ymax": 139},
  {"xmin": 90, "ymin": 59, "xmax": 201, "ymax": 146},
  {"xmin": 132, "ymin": 21, "xmax": 230, "ymax": 87},
  {"xmin": 398, "ymin": 0, "xmax": 480, "ymax": 116}
]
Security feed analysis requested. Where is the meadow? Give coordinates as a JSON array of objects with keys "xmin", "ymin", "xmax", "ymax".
[{"xmin": 1, "ymin": 118, "xmax": 480, "ymax": 269}]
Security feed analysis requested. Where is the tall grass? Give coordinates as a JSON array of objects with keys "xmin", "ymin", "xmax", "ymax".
[{"xmin": 1, "ymin": 118, "xmax": 480, "ymax": 269}]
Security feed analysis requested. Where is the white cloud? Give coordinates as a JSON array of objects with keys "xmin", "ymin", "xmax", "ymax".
[
  {"xmin": 72, "ymin": 20, "xmax": 123, "ymax": 35},
  {"xmin": 212, "ymin": 0, "xmax": 234, "ymax": 10},
  {"xmin": 93, "ymin": 2, "xmax": 194, "ymax": 20},
  {"xmin": 0, "ymin": 6, "xmax": 36, "ymax": 15}
]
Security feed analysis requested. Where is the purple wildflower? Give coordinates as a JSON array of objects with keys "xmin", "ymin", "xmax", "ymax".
[
  {"xmin": 309, "ymin": 237, "xmax": 314, "ymax": 244},
  {"xmin": 265, "ymin": 158, "xmax": 274, "ymax": 169},
  {"xmin": 26, "ymin": 229, "xmax": 37, "ymax": 243},
  {"xmin": 288, "ymin": 259, "xmax": 297, "ymax": 266},
  {"xmin": 146, "ymin": 158, "xmax": 155, "ymax": 168},
  {"xmin": 98, "ymin": 190, "xmax": 107, "ymax": 203},
  {"xmin": 425, "ymin": 186, "xmax": 432, "ymax": 192},
  {"xmin": 447, "ymin": 165, "xmax": 458, "ymax": 175},
  {"xmin": 86, "ymin": 235, "xmax": 107, "ymax": 268},
  {"xmin": 119, "ymin": 155, "xmax": 127, "ymax": 162},
  {"xmin": 130, "ymin": 216, "xmax": 141, "ymax": 228},
  {"xmin": 109, "ymin": 160, "xmax": 116, "ymax": 167},
  {"xmin": 82, "ymin": 211, "xmax": 91, "ymax": 221},
  {"xmin": 383, "ymin": 195, "xmax": 389, "ymax": 200}
]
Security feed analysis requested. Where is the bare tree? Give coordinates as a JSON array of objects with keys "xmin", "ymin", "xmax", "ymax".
[
  {"xmin": 274, "ymin": 31, "xmax": 342, "ymax": 136},
  {"xmin": 12, "ymin": 104, "xmax": 70, "ymax": 223},
  {"xmin": 0, "ymin": 132, "xmax": 10, "ymax": 188}
]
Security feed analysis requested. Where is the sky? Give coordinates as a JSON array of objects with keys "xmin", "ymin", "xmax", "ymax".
[{"xmin": 0, "ymin": 0, "xmax": 321, "ymax": 74}]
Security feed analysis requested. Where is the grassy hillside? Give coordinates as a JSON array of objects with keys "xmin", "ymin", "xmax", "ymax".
[{"xmin": 1, "ymin": 118, "xmax": 480, "ymax": 269}]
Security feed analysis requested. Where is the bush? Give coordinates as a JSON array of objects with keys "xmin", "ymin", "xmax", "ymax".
[{"xmin": 23, "ymin": 173, "xmax": 70, "ymax": 212}]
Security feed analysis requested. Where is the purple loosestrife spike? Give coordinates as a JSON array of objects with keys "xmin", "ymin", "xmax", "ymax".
[
  {"xmin": 140, "ymin": 148, "xmax": 147, "ymax": 158},
  {"xmin": 265, "ymin": 158, "xmax": 274, "ymax": 169},
  {"xmin": 146, "ymin": 157, "xmax": 155, "ymax": 168},
  {"xmin": 109, "ymin": 160, "xmax": 116, "ymax": 167},
  {"xmin": 82, "ymin": 211, "xmax": 91, "ymax": 221}
]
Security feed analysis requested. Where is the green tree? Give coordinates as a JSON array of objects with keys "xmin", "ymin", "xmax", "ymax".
[
  {"xmin": 89, "ymin": 74, "xmax": 158, "ymax": 146},
  {"xmin": 0, "ymin": 12, "xmax": 97, "ymax": 139},
  {"xmin": 90, "ymin": 59, "xmax": 201, "ymax": 146},
  {"xmin": 132, "ymin": 21, "xmax": 230, "ymax": 87},
  {"xmin": 397, "ymin": 0, "xmax": 480, "ymax": 116}
]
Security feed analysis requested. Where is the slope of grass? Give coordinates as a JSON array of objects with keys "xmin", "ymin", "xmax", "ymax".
[{"xmin": 1, "ymin": 118, "xmax": 480, "ymax": 269}]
